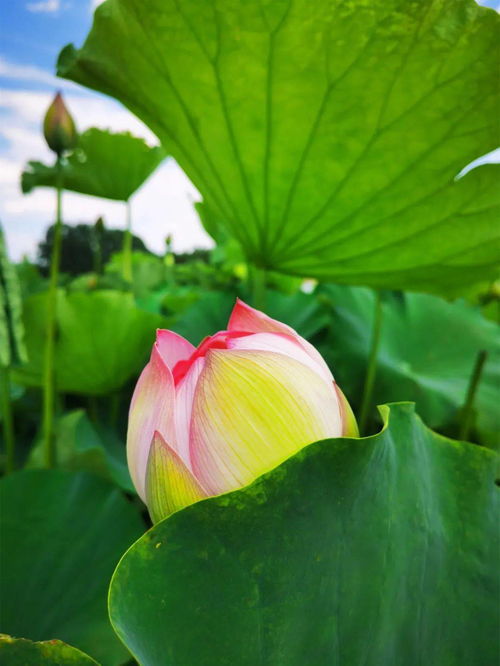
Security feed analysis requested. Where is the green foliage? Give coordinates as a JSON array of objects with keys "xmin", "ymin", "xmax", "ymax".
[
  {"xmin": 0, "ymin": 228, "xmax": 27, "ymax": 367},
  {"xmin": 12, "ymin": 289, "xmax": 166, "ymax": 395},
  {"xmin": 58, "ymin": 0, "xmax": 500, "ymax": 294},
  {"xmin": 37, "ymin": 222, "xmax": 148, "ymax": 276},
  {"xmin": 108, "ymin": 404, "xmax": 499, "ymax": 666},
  {"xmin": 26, "ymin": 409, "xmax": 133, "ymax": 492},
  {"xmin": 0, "ymin": 635, "xmax": 98, "ymax": 665},
  {"xmin": 22, "ymin": 128, "xmax": 165, "ymax": 202},
  {"xmin": 172, "ymin": 290, "xmax": 236, "ymax": 345},
  {"xmin": 319, "ymin": 285, "xmax": 500, "ymax": 448},
  {"xmin": 0, "ymin": 469, "xmax": 145, "ymax": 665}
]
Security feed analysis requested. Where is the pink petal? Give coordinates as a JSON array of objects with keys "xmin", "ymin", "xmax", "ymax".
[
  {"xmin": 127, "ymin": 344, "xmax": 177, "ymax": 501},
  {"xmin": 227, "ymin": 332, "xmax": 331, "ymax": 384},
  {"xmin": 228, "ymin": 298, "xmax": 294, "ymax": 336},
  {"xmin": 174, "ymin": 356, "xmax": 205, "ymax": 469},
  {"xmin": 156, "ymin": 329, "xmax": 195, "ymax": 371},
  {"xmin": 228, "ymin": 299, "xmax": 333, "ymax": 382}
]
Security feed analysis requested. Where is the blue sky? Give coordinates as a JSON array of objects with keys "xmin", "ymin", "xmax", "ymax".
[
  {"xmin": 1, "ymin": 0, "xmax": 498, "ymax": 261},
  {"xmin": 0, "ymin": 0, "xmax": 211, "ymax": 261}
]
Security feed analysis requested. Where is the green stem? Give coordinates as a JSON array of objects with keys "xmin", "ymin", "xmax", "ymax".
[
  {"xmin": 122, "ymin": 199, "xmax": 133, "ymax": 283},
  {"xmin": 42, "ymin": 156, "xmax": 63, "ymax": 468},
  {"xmin": 358, "ymin": 291, "xmax": 383, "ymax": 435},
  {"xmin": 251, "ymin": 265, "xmax": 267, "ymax": 311},
  {"xmin": 88, "ymin": 396, "xmax": 99, "ymax": 423},
  {"xmin": 109, "ymin": 392, "xmax": 121, "ymax": 428},
  {"xmin": 459, "ymin": 350, "xmax": 488, "ymax": 442},
  {"xmin": 164, "ymin": 237, "xmax": 175, "ymax": 287},
  {"xmin": 1, "ymin": 366, "xmax": 15, "ymax": 473}
]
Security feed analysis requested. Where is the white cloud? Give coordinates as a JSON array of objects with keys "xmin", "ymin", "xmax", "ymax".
[
  {"xmin": 0, "ymin": 56, "xmax": 80, "ymax": 91},
  {"xmin": 91, "ymin": 0, "xmax": 105, "ymax": 9},
  {"xmin": 26, "ymin": 0, "xmax": 60, "ymax": 13}
]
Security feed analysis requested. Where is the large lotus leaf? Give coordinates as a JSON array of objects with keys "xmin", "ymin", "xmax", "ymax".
[
  {"xmin": 0, "ymin": 635, "xmax": 98, "ymax": 665},
  {"xmin": 319, "ymin": 285, "xmax": 500, "ymax": 448},
  {"xmin": 22, "ymin": 128, "xmax": 165, "ymax": 201},
  {"xmin": 58, "ymin": 0, "xmax": 500, "ymax": 294},
  {"xmin": 109, "ymin": 404, "xmax": 499, "ymax": 665},
  {"xmin": 12, "ymin": 290, "xmax": 166, "ymax": 395},
  {"xmin": 0, "ymin": 470, "xmax": 145, "ymax": 665}
]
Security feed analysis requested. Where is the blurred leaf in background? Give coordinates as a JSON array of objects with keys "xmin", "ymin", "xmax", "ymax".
[
  {"xmin": 26, "ymin": 409, "xmax": 133, "ymax": 492},
  {"xmin": 58, "ymin": 0, "xmax": 500, "ymax": 294},
  {"xmin": 319, "ymin": 285, "xmax": 500, "ymax": 448},
  {"xmin": 12, "ymin": 290, "xmax": 167, "ymax": 395},
  {"xmin": 0, "ymin": 228, "xmax": 27, "ymax": 368},
  {"xmin": 22, "ymin": 128, "xmax": 165, "ymax": 202},
  {"xmin": 0, "ymin": 469, "xmax": 145, "ymax": 665}
]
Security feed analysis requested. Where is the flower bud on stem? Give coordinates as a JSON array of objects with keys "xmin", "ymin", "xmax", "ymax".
[{"xmin": 43, "ymin": 92, "xmax": 77, "ymax": 157}]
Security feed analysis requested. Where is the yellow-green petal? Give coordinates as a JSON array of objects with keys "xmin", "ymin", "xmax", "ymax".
[
  {"xmin": 334, "ymin": 383, "xmax": 359, "ymax": 437},
  {"xmin": 146, "ymin": 431, "xmax": 207, "ymax": 523},
  {"xmin": 190, "ymin": 349, "xmax": 342, "ymax": 495}
]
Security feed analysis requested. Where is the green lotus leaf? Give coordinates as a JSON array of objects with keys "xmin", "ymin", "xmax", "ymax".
[
  {"xmin": 0, "ymin": 635, "xmax": 98, "ymax": 665},
  {"xmin": 58, "ymin": 0, "xmax": 500, "ymax": 293},
  {"xmin": 26, "ymin": 409, "xmax": 133, "ymax": 492},
  {"xmin": 109, "ymin": 403, "xmax": 499, "ymax": 666},
  {"xmin": 22, "ymin": 128, "xmax": 165, "ymax": 202},
  {"xmin": 0, "ymin": 227, "xmax": 27, "ymax": 367},
  {"xmin": 319, "ymin": 285, "xmax": 500, "ymax": 448},
  {"xmin": 12, "ymin": 289, "xmax": 166, "ymax": 395},
  {"xmin": 0, "ymin": 470, "xmax": 145, "ymax": 665}
]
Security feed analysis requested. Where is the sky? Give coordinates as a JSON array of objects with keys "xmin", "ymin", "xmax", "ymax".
[
  {"xmin": 0, "ymin": 0, "xmax": 212, "ymax": 261},
  {"xmin": 1, "ymin": 0, "xmax": 498, "ymax": 262}
]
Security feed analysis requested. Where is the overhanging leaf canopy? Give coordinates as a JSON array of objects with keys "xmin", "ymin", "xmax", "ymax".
[
  {"xmin": 22, "ymin": 128, "xmax": 165, "ymax": 201},
  {"xmin": 109, "ymin": 403, "xmax": 499, "ymax": 666},
  {"xmin": 58, "ymin": 0, "xmax": 500, "ymax": 293}
]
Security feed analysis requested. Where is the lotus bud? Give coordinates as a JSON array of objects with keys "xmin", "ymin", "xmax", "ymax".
[
  {"xmin": 43, "ymin": 92, "xmax": 77, "ymax": 156},
  {"xmin": 127, "ymin": 299, "xmax": 358, "ymax": 523}
]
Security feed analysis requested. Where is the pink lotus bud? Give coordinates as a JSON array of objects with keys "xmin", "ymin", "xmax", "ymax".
[
  {"xmin": 43, "ymin": 92, "xmax": 77, "ymax": 156},
  {"xmin": 127, "ymin": 299, "xmax": 358, "ymax": 522}
]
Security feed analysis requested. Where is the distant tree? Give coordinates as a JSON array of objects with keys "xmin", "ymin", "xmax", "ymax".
[
  {"xmin": 174, "ymin": 248, "xmax": 211, "ymax": 264},
  {"xmin": 37, "ymin": 221, "xmax": 149, "ymax": 276}
]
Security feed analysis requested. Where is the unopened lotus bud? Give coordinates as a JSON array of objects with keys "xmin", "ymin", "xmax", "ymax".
[
  {"xmin": 43, "ymin": 92, "xmax": 77, "ymax": 156},
  {"xmin": 127, "ymin": 299, "xmax": 358, "ymax": 523}
]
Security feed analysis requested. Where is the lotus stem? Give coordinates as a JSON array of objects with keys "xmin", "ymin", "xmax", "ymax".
[
  {"xmin": 42, "ymin": 156, "xmax": 63, "ymax": 468},
  {"xmin": 122, "ymin": 199, "xmax": 133, "ymax": 283},
  {"xmin": 1, "ymin": 366, "xmax": 15, "ymax": 473},
  {"xmin": 109, "ymin": 391, "xmax": 121, "ymax": 428},
  {"xmin": 251, "ymin": 265, "xmax": 267, "ymax": 311},
  {"xmin": 459, "ymin": 350, "xmax": 487, "ymax": 442},
  {"xmin": 359, "ymin": 290, "xmax": 383, "ymax": 435}
]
